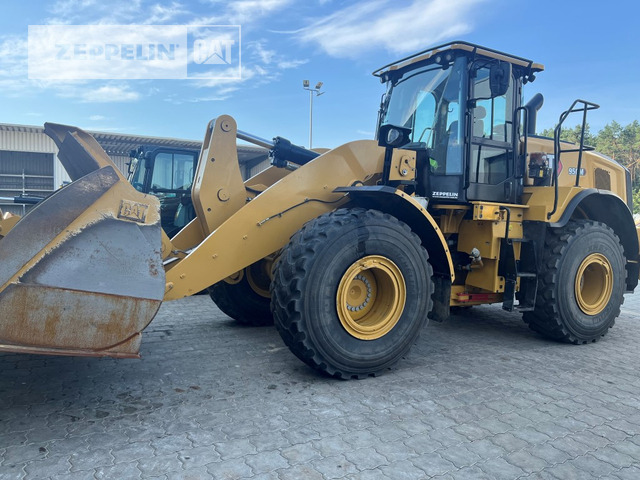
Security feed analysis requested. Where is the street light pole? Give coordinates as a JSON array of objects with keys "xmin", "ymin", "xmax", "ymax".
[{"xmin": 303, "ymin": 80, "xmax": 324, "ymax": 149}]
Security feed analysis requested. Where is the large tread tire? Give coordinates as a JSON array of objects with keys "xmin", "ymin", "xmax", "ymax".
[
  {"xmin": 523, "ymin": 220, "xmax": 626, "ymax": 344},
  {"xmin": 271, "ymin": 208, "xmax": 434, "ymax": 379},
  {"xmin": 209, "ymin": 263, "xmax": 273, "ymax": 326}
]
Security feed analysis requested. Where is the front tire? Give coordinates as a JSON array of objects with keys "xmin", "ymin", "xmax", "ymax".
[
  {"xmin": 523, "ymin": 220, "xmax": 626, "ymax": 344},
  {"xmin": 271, "ymin": 208, "xmax": 434, "ymax": 378},
  {"xmin": 209, "ymin": 260, "xmax": 273, "ymax": 326}
]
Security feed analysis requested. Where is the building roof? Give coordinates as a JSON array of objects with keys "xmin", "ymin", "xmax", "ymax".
[{"xmin": 0, "ymin": 123, "xmax": 268, "ymax": 162}]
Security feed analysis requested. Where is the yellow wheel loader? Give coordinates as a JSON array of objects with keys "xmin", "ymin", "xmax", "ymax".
[{"xmin": 1, "ymin": 41, "xmax": 639, "ymax": 378}]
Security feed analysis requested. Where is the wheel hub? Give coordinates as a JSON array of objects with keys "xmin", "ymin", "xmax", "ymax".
[
  {"xmin": 336, "ymin": 255, "xmax": 406, "ymax": 340},
  {"xmin": 575, "ymin": 253, "xmax": 613, "ymax": 316}
]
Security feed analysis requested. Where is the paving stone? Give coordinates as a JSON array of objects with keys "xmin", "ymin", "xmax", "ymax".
[
  {"xmin": 312, "ymin": 436, "xmax": 354, "ymax": 458},
  {"xmin": 110, "ymin": 442, "xmax": 156, "ymax": 464},
  {"xmin": 348, "ymin": 468, "xmax": 392, "ymax": 480},
  {"xmin": 136, "ymin": 452, "xmax": 182, "ymax": 476},
  {"xmin": 569, "ymin": 453, "xmax": 617, "ymax": 477},
  {"xmin": 488, "ymin": 432, "xmax": 529, "ymax": 453},
  {"xmin": 546, "ymin": 436, "xmax": 590, "ymax": 458},
  {"xmin": 545, "ymin": 461, "xmax": 595, "ymax": 480},
  {"xmin": 589, "ymin": 446, "xmax": 635, "ymax": 469},
  {"xmin": 244, "ymin": 450, "xmax": 288, "ymax": 474},
  {"xmin": 371, "ymin": 439, "xmax": 417, "ymax": 463},
  {"xmin": 504, "ymin": 450, "xmax": 548, "ymax": 474},
  {"xmin": 207, "ymin": 457, "xmax": 253, "ymax": 479},
  {"xmin": 23, "ymin": 455, "xmax": 72, "ymax": 479},
  {"xmin": 280, "ymin": 442, "xmax": 321, "ymax": 465},
  {"xmin": 465, "ymin": 438, "xmax": 507, "ymax": 459},
  {"xmin": 310, "ymin": 454, "xmax": 358, "ymax": 479},
  {"xmin": 379, "ymin": 460, "xmax": 431, "ymax": 480},
  {"xmin": 451, "ymin": 465, "xmax": 494, "ymax": 479},
  {"xmin": 213, "ymin": 438, "xmax": 258, "ymax": 460},
  {"xmin": 277, "ymin": 463, "xmax": 326, "ymax": 480},
  {"xmin": 527, "ymin": 443, "xmax": 572, "ymax": 465},
  {"xmin": 151, "ymin": 433, "xmax": 194, "ymax": 455},
  {"xmin": 410, "ymin": 451, "xmax": 457, "ymax": 477},
  {"xmin": 476, "ymin": 456, "xmax": 526, "ymax": 480},
  {"xmin": 612, "ymin": 465, "xmax": 640, "ymax": 480},
  {"xmin": 177, "ymin": 445, "xmax": 220, "ymax": 468},
  {"xmin": 95, "ymin": 461, "xmax": 142, "ymax": 479},
  {"xmin": 69, "ymin": 448, "xmax": 114, "ymax": 472},
  {"xmin": 437, "ymin": 444, "xmax": 481, "ymax": 468},
  {"xmin": 344, "ymin": 447, "xmax": 388, "ymax": 471},
  {"xmin": 510, "ymin": 426, "xmax": 552, "ymax": 445}
]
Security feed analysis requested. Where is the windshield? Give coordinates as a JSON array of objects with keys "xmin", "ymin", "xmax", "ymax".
[
  {"xmin": 151, "ymin": 152, "xmax": 197, "ymax": 193},
  {"xmin": 382, "ymin": 56, "xmax": 466, "ymax": 174}
]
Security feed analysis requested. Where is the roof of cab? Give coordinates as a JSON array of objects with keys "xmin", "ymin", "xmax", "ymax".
[{"xmin": 373, "ymin": 41, "xmax": 545, "ymax": 78}]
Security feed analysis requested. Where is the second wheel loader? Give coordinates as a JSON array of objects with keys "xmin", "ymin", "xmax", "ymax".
[{"xmin": 0, "ymin": 41, "xmax": 638, "ymax": 378}]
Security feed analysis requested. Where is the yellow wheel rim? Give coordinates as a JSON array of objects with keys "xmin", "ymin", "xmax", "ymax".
[
  {"xmin": 575, "ymin": 253, "xmax": 613, "ymax": 315},
  {"xmin": 246, "ymin": 259, "xmax": 273, "ymax": 299},
  {"xmin": 336, "ymin": 255, "xmax": 406, "ymax": 340}
]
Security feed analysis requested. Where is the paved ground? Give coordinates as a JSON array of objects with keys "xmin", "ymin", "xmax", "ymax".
[{"xmin": 2, "ymin": 291, "xmax": 640, "ymax": 480}]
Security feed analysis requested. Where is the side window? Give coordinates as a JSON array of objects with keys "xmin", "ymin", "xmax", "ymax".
[
  {"xmin": 412, "ymin": 91, "xmax": 436, "ymax": 143},
  {"xmin": 469, "ymin": 146, "xmax": 509, "ymax": 184},
  {"xmin": 472, "ymin": 68, "xmax": 514, "ymax": 142},
  {"xmin": 173, "ymin": 153, "xmax": 196, "ymax": 190},
  {"xmin": 431, "ymin": 57, "xmax": 465, "ymax": 175},
  {"xmin": 151, "ymin": 153, "xmax": 173, "ymax": 190}
]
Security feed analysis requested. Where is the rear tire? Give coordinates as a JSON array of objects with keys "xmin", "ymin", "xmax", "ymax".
[
  {"xmin": 271, "ymin": 208, "xmax": 433, "ymax": 378},
  {"xmin": 523, "ymin": 220, "xmax": 626, "ymax": 344},
  {"xmin": 209, "ymin": 260, "xmax": 273, "ymax": 326}
]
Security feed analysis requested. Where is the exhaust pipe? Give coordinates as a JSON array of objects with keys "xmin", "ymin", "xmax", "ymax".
[{"xmin": 525, "ymin": 93, "xmax": 544, "ymax": 136}]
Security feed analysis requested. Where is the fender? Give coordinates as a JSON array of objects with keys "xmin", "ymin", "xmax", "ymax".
[{"xmin": 334, "ymin": 186, "xmax": 455, "ymax": 281}]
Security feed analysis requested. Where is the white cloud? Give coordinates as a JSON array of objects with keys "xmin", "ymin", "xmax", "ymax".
[
  {"xmin": 144, "ymin": 2, "xmax": 186, "ymax": 24},
  {"xmin": 295, "ymin": 0, "xmax": 484, "ymax": 58},
  {"xmin": 89, "ymin": 114, "xmax": 106, "ymax": 120},
  {"xmin": 46, "ymin": 0, "xmax": 144, "ymax": 24},
  {"xmin": 227, "ymin": 0, "xmax": 293, "ymax": 24},
  {"xmin": 78, "ymin": 84, "xmax": 140, "ymax": 102},
  {"xmin": 277, "ymin": 59, "xmax": 308, "ymax": 69},
  {"xmin": 195, "ymin": 0, "xmax": 293, "ymax": 25}
]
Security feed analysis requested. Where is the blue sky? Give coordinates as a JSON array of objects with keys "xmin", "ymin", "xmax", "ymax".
[{"xmin": 0, "ymin": 0, "xmax": 638, "ymax": 148}]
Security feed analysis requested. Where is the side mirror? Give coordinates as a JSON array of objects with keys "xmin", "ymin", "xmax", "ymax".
[
  {"xmin": 127, "ymin": 157, "xmax": 137, "ymax": 176},
  {"xmin": 489, "ymin": 61, "xmax": 511, "ymax": 97},
  {"xmin": 377, "ymin": 124, "xmax": 412, "ymax": 149}
]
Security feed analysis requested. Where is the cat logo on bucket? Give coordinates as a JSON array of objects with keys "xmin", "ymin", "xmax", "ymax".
[{"xmin": 118, "ymin": 199, "xmax": 149, "ymax": 223}]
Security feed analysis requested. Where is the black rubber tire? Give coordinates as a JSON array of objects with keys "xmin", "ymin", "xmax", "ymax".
[
  {"xmin": 209, "ymin": 263, "xmax": 273, "ymax": 326},
  {"xmin": 523, "ymin": 220, "xmax": 626, "ymax": 344},
  {"xmin": 271, "ymin": 208, "xmax": 434, "ymax": 379}
]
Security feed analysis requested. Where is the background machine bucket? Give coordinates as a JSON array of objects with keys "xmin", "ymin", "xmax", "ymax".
[{"xmin": 0, "ymin": 123, "xmax": 166, "ymax": 358}]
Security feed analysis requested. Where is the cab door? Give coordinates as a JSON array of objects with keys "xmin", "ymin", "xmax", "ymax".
[{"xmin": 466, "ymin": 66, "xmax": 518, "ymax": 203}]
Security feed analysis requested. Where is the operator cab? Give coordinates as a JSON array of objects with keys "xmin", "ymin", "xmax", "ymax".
[
  {"xmin": 375, "ymin": 41, "xmax": 544, "ymax": 204},
  {"xmin": 128, "ymin": 146, "xmax": 199, "ymax": 236}
]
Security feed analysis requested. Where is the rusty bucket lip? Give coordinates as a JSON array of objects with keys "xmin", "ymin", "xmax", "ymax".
[{"xmin": 0, "ymin": 342, "xmax": 141, "ymax": 359}]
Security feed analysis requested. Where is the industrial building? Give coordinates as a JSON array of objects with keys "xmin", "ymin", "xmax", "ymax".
[{"xmin": 0, "ymin": 123, "xmax": 269, "ymax": 216}]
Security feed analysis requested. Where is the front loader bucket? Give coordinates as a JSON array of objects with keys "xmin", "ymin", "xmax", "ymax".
[{"xmin": 0, "ymin": 123, "xmax": 165, "ymax": 358}]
